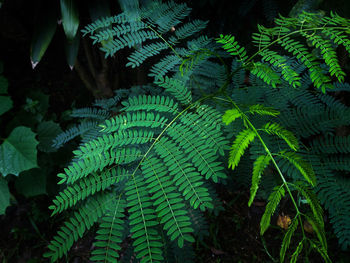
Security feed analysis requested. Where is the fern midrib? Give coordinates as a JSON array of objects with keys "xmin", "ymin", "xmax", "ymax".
[
  {"xmin": 103, "ymin": 194, "xmax": 123, "ymax": 263},
  {"xmin": 148, "ymin": 158, "xmax": 185, "ymax": 239},
  {"xmin": 215, "ymin": 95, "xmax": 306, "ymax": 237},
  {"xmin": 156, "ymin": 139, "xmax": 204, "ymax": 208}
]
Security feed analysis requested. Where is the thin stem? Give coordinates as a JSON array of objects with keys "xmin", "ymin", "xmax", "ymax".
[
  {"xmin": 224, "ymin": 95, "xmax": 306, "ymax": 237},
  {"xmin": 147, "ymin": 25, "xmax": 183, "ymax": 60}
]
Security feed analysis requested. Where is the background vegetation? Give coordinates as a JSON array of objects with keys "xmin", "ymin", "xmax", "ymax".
[{"xmin": 1, "ymin": 0, "xmax": 350, "ymax": 262}]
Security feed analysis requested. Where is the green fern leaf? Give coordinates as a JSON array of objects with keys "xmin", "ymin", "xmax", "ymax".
[
  {"xmin": 293, "ymin": 182, "xmax": 324, "ymax": 229},
  {"xmin": 248, "ymin": 155, "xmax": 271, "ymax": 206},
  {"xmin": 305, "ymin": 214, "xmax": 327, "ymax": 251},
  {"xmin": 216, "ymin": 34, "xmax": 248, "ymax": 63},
  {"xmin": 142, "ymin": 157, "xmax": 194, "ymax": 247},
  {"xmin": 125, "ymin": 176, "xmax": 164, "ymax": 262},
  {"xmin": 228, "ymin": 128, "xmax": 256, "ymax": 170},
  {"xmin": 260, "ymin": 185, "xmax": 285, "ymax": 235},
  {"xmin": 90, "ymin": 195, "xmax": 126, "ymax": 262},
  {"xmin": 153, "ymin": 137, "xmax": 213, "ymax": 210},
  {"xmin": 259, "ymin": 49, "xmax": 301, "ymax": 88},
  {"xmin": 280, "ymin": 218, "xmax": 298, "ymax": 263},
  {"xmin": 248, "ymin": 104, "xmax": 280, "ymax": 117},
  {"xmin": 250, "ymin": 62, "xmax": 282, "ymax": 88},
  {"xmin": 154, "ymin": 76, "xmax": 192, "ymax": 105},
  {"xmin": 290, "ymin": 239, "xmax": 304, "ymax": 263},
  {"xmin": 121, "ymin": 95, "xmax": 179, "ymax": 114},
  {"xmin": 44, "ymin": 194, "xmax": 113, "ymax": 262},
  {"xmin": 222, "ymin": 109, "xmax": 242, "ymax": 125},
  {"xmin": 277, "ymin": 151, "xmax": 316, "ymax": 186},
  {"xmin": 261, "ymin": 122, "xmax": 299, "ymax": 151}
]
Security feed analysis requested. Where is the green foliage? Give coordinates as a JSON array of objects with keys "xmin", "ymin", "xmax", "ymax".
[
  {"xmin": 260, "ymin": 185, "xmax": 285, "ymax": 235},
  {"xmin": 217, "ymin": 11, "xmax": 350, "ymax": 92},
  {"xmin": 0, "ymin": 127, "xmax": 39, "ymax": 176},
  {"xmin": 45, "ymin": 2, "xmax": 350, "ymax": 262}
]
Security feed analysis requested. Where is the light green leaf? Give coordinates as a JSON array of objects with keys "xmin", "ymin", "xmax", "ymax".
[
  {"xmin": 260, "ymin": 185, "xmax": 285, "ymax": 235},
  {"xmin": 248, "ymin": 104, "xmax": 280, "ymax": 117},
  {"xmin": 248, "ymin": 154, "xmax": 271, "ymax": 206},
  {"xmin": 15, "ymin": 168, "xmax": 47, "ymax": 197},
  {"xmin": 0, "ymin": 177, "xmax": 10, "ymax": 215},
  {"xmin": 0, "ymin": 127, "xmax": 39, "ymax": 176},
  {"xmin": 30, "ymin": 6, "xmax": 57, "ymax": 68},
  {"xmin": 222, "ymin": 109, "xmax": 242, "ymax": 125},
  {"xmin": 262, "ymin": 122, "xmax": 299, "ymax": 151},
  {"xmin": 60, "ymin": 0, "xmax": 79, "ymax": 40},
  {"xmin": 290, "ymin": 239, "xmax": 304, "ymax": 263},
  {"xmin": 278, "ymin": 151, "xmax": 316, "ymax": 186},
  {"xmin": 280, "ymin": 218, "xmax": 298, "ymax": 262},
  {"xmin": 228, "ymin": 128, "xmax": 256, "ymax": 170}
]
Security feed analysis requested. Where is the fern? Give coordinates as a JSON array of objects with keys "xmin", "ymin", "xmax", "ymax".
[
  {"xmin": 260, "ymin": 185, "xmax": 285, "ymax": 235},
  {"xmin": 217, "ymin": 12, "xmax": 350, "ymax": 92},
  {"xmin": 45, "ymin": 3, "xmax": 350, "ymax": 261}
]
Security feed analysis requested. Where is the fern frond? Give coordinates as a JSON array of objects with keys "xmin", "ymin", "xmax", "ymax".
[
  {"xmin": 173, "ymin": 20, "xmax": 208, "ymax": 41},
  {"xmin": 153, "ymin": 137, "xmax": 213, "ymax": 210},
  {"xmin": 126, "ymin": 42, "xmax": 169, "ymax": 68},
  {"xmin": 248, "ymin": 154, "xmax": 271, "ymax": 206},
  {"xmin": 250, "ymin": 62, "xmax": 282, "ymax": 88},
  {"xmin": 165, "ymin": 124, "xmax": 226, "ymax": 183},
  {"xmin": 121, "ymin": 95, "xmax": 179, "ymax": 114},
  {"xmin": 278, "ymin": 36, "xmax": 332, "ymax": 92},
  {"xmin": 154, "ymin": 76, "xmax": 192, "ymax": 105},
  {"xmin": 142, "ymin": 157, "xmax": 194, "ymax": 247},
  {"xmin": 216, "ymin": 34, "xmax": 248, "ymax": 64},
  {"xmin": 100, "ymin": 112, "xmax": 168, "ymax": 133},
  {"xmin": 149, "ymin": 55, "xmax": 182, "ymax": 78},
  {"xmin": 71, "ymin": 107, "xmax": 111, "ymax": 120},
  {"xmin": 222, "ymin": 109, "xmax": 242, "ymax": 125},
  {"xmin": 44, "ymin": 194, "xmax": 113, "ymax": 262},
  {"xmin": 277, "ymin": 151, "xmax": 316, "ymax": 186},
  {"xmin": 310, "ymin": 135, "xmax": 350, "ymax": 154},
  {"xmin": 248, "ymin": 104, "xmax": 280, "ymax": 117},
  {"xmin": 102, "ymin": 30, "xmax": 158, "ymax": 57},
  {"xmin": 300, "ymin": 31, "xmax": 345, "ymax": 82},
  {"xmin": 49, "ymin": 168, "xmax": 126, "ymax": 215},
  {"xmin": 260, "ymin": 185, "xmax": 285, "ymax": 235},
  {"xmin": 293, "ymin": 182, "xmax": 324, "ymax": 229},
  {"xmin": 125, "ymin": 176, "xmax": 164, "ymax": 262},
  {"xmin": 228, "ymin": 128, "xmax": 256, "ymax": 170},
  {"xmin": 53, "ymin": 121, "xmax": 99, "ymax": 149},
  {"xmin": 179, "ymin": 111, "xmax": 228, "ymax": 156},
  {"xmin": 261, "ymin": 122, "xmax": 299, "ymax": 151},
  {"xmin": 290, "ymin": 239, "xmax": 304, "ymax": 263},
  {"xmin": 259, "ymin": 49, "xmax": 301, "ymax": 88},
  {"xmin": 90, "ymin": 195, "xmax": 126, "ymax": 262},
  {"xmin": 280, "ymin": 217, "xmax": 299, "ymax": 263},
  {"xmin": 304, "ymin": 213, "xmax": 327, "ymax": 251}
]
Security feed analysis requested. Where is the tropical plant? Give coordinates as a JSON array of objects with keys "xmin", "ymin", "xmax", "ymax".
[{"xmin": 44, "ymin": 1, "xmax": 350, "ymax": 262}]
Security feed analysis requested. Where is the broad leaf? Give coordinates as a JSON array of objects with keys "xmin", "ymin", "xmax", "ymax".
[
  {"xmin": 0, "ymin": 127, "xmax": 39, "ymax": 176},
  {"xmin": 65, "ymin": 34, "xmax": 80, "ymax": 69},
  {"xmin": 30, "ymin": 6, "xmax": 57, "ymax": 68}
]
